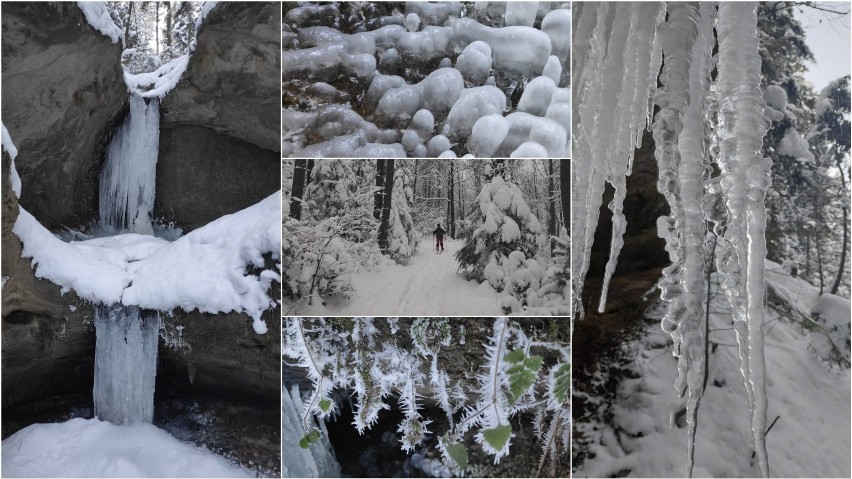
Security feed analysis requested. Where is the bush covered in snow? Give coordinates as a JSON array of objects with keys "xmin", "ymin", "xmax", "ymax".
[{"xmin": 456, "ymin": 174, "xmax": 544, "ymax": 308}]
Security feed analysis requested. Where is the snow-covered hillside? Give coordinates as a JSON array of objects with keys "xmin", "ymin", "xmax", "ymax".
[{"xmin": 575, "ymin": 263, "xmax": 850, "ymax": 477}]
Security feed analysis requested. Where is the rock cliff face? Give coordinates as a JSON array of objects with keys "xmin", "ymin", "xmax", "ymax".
[
  {"xmin": 155, "ymin": 1, "xmax": 281, "ymax": 232},
  {"xmin": 1, "ymin": 2, "xmax": 127, "ymax": 230},
  {"xmin": 2, "ymin": 2, "xmax": 281, "ymax": 432},
  {"xmin": 161, "ymin": 2, "xmax": 280, "ymax": 151}
]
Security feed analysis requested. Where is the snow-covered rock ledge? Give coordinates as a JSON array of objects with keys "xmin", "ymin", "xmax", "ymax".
[{"xmin": 12, "ymin": 192, "xmax": 281, "ymax": 334}]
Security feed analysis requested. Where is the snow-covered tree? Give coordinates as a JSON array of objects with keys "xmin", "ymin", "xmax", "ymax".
[
  {"xmin": 456, "ymin": 175, "xmax": 545, "ymax": 307},
  {"xmin": 387, "ymin": 164, "xmax": 418, "ymax": 263}
]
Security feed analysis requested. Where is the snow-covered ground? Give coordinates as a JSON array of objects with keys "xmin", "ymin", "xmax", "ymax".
[
  {"xmin": 288, "ymin": 238, "xmax": 503, "ymax": 316},
  {"xmin": 1, "ymin": 418, "xmax": 253, "ymax": 478},
  {"xmin": 576, "ymin": 264, "xmax": 851, "ymax": 477}
]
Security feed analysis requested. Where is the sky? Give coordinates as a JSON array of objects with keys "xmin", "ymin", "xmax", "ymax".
[{"xmin": 793, "ymin": 2, "xmax": 852, "ymax": 91}]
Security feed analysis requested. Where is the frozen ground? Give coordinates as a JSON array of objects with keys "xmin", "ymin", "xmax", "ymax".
[
  {"xmin": 575, "ymin": 264, "xmax": 851, "ymax": 477},
  {"xmin": 1, "ymin": 418, "xmax": 253, "ymax": 478},
  {"xmin": 288, "ymin": 238, "xmax": 503, "ymax": 316}
]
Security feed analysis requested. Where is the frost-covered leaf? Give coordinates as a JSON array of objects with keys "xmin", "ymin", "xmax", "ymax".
[
  {"xmin": 551, "ymin": 362, "xmax": 569, "ymax": 405},
  {"xmin": 482, "ymin": 424, "xmax": 512, "ymax": 452},
  {"xmin": 504, "ymin": 348, "xmax": 543, "ymax": 403},
  {"xmin": 299, "ymin": 429, "xmax": 321, "ymax": 449},
  {"xmin": 319, "ymin": 398, "xmax": 332, "ymax": 412},
  {"xmin": 441, "ymin": 434, "xmax": 469, "ymax": 470}
]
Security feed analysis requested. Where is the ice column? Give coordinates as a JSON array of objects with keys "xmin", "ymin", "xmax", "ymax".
[
  {"xmin": 93, "ymin": 304, "xmax": 160, "ymax": 424},
  {"xmin": 99, "ymin": 94, "xmax": 160, "ymax": 235},
  {"xmin": 711, "ymin": 3, "xmax": 772, "ymax": 476}
]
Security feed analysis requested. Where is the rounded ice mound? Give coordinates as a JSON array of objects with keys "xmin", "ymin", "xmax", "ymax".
[
  {"xmin": 427, "ymin": 134, "xmax": 452, "ymax": 157},
  {"xmin": 410, "ymin": 109, "xmax": 435, "ymax": 141},
  {"xmin": 517, "ymin": 76, "xmax": 558, "ymax": 117},
  {"xmin": 442, "ymin": 86, "xmax": 507, "ymax": 142},
  {"xmin": 405, "ymin": 12, "xmax": 421, "ymax": 32},
  {"xmin": 505, "ymin": 2, "xmax": 538, "ymax": 27},
  {"xmin": 402, "ymin": 129, "xmax": 421, "ymax": 152},
  {"xmin": 542, "ymin": 55, "xmax": 562, "ymax": 83},
  {"xmin": 510, "ymin": 142, "xmax": 549, "ymax": 158},
  {"xmin": 541, "ymin": 8, "xmax": 571, "ymax": 66},
  {"xmin": 456, "ymin": 41, "xmax": 493, "ymax": 86},
  {"xmin": 467, "ymin": 114, "xmax": 510, "ymax": 157},
  {"xmin": 375, "ymin": 67, "xmax": 463, "ymax": 127}
]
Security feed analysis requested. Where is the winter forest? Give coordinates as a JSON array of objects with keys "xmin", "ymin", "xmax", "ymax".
[
  {"xmin": 283, "ymin": 158, "xmax": 570, "ymax": 316},
  {"xmin": 572, "ymin": 1, "xmax": 850, "ymax": 478},
  {"xmin": 282, "ymin": 1, "xmax": 570, "ymax": 158}
]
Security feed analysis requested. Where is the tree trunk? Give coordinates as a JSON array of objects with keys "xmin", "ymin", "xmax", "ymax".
[
  {"xmin": 831, "ymin": 153, "xmax": 849, "ymax": 295},
  {"xmin": 412, "ymin": 159, "xmax": 419, "ymax": 200},
  {"xmin": 830, "ymin": 207, "xmax": 848, "ymax": 295},
  {"xmin": 374, "ymin": 159, "xmax": 385, "ymax": 220},
  {"xmin": 155, "ymin": 2, "xmax": 159, "ymax": 53},
  {"xmin": 448, "ymin": 161, "xmax": 455, "ymax": 238},
  {"xmin": 164, "ymin": 2, "xmax": 172, "ymax": 49},
  {"xmin": 378, "ymin": 160, "xmax": 395, "ymax": 252},
  {"xmin": 290, "ymin": 159, "xmax": 307, "ymax": 220},
  {"xmin": 125, "ymin": 2, "xmax": 135, "ymax": 48},
  {"xmin": 548, "ymin": 159, "xmax": 557, "ymax": 253},
  {"xmin": 559, "ymin": 159, "xmax": 569, "ymax": 228}
]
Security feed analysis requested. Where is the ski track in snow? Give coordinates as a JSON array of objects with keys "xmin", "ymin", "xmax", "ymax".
[{"xmin": 306, "ymin": 239, "xmax": 503, "ymax": 316}]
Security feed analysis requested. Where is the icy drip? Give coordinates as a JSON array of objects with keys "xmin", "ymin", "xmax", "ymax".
[
  {"xmin": 99, "ymin": 94, "xmax": 160, "ymax": 235},
  {"xmin": 93, "ymin": 304, "xmax": 160, "ymax": 425},
  {"xmin": 712, "ymin": 3, "xmax": 772, "ymax": 477},
  {"xmin": 651, "ymin": 3, "xmax": 717, "ymax": 477},
  {"xmin": 571, "ymin": 2, "xmax": 612, "ymax": 317}
]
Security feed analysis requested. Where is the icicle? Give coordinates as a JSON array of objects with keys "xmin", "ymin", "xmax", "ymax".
[
  {"xmin": 99, "ymin": 94, "xmax": 160, "ymax": 235},
  {"xmin": 571, "ymin": 2, "xmax": 612, "ymax": 318},
  {"xmin": 674, "ymin": 4, "xmax": 716, "ymax": 476},
  {"xmin": 598, "ymin": 3, "xmax": 666, "ymax": 312},
  {"xmin": 93, "ymin": 304, "xmax": 160, "ymax": 425},
  {"xmin": 712, "ymin": 3, "xmax": 772, "ymax": 476}
]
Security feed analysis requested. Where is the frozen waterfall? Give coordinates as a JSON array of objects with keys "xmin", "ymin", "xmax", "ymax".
[
  {"xmin": 93, "ymin": 304, "xmax": 160, "ymax": 424},
  {"xmin": 99, "ymin": 94, "xmax": 160, "ymax": 235}
]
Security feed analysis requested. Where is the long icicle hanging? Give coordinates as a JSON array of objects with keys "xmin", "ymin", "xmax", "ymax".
[
  {"xmin": 571, "ymin": 1, "xmax": 772, "ymax": 476},
  {"xmin": 712, "ymin": 3, "xmax": 772, "ymax": 476}
]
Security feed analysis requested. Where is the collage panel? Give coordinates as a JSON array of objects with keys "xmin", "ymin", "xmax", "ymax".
[
  {"xmin": 281, "ymin": 1, "xmax": 569, "ymax": 159},
  {"xmin": 572, "ymin": 2, "xmax": 850, "ymax": 478},
  {"xmin": 282, "ymin": 317, "xmax": 569, "ymax": 477},
  {"xmin": 1, "ymin": 2, "xmax": 282, "ymax": 477},
  {"xmin": 283, "ymin": 158, "xmax": 569, "ymax": 316}
]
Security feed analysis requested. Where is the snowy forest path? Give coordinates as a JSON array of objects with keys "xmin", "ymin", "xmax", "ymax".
[{"xmin": 320, "ymin": 238, "xmax": 504, "ymax": 316}]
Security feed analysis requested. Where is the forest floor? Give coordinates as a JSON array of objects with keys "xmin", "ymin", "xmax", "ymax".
[
  {"xmin": 299, "ymin": 239, "xmax": 504, "ymax": 316},
  {"xmin": 574, "ymin": 264, "xmax": 851, "ymax": 477}
]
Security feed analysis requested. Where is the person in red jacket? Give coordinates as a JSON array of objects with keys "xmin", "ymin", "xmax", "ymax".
[{"xmin": 433, "ymin": 223, "xmax": 445, "ymax": 253}]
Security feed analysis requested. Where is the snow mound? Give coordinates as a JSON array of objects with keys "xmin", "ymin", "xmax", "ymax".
[
  {"xmin": 13, "ymin": 193, "xmax": 281, "ymax": 334},
  {"xmin": 2, "ymin": 418, "xmax": 251, "ymax": 478},
  {"xmin": 123, "ymin": 54, "xmax": 191, "ymax": 99},
  {"xmin": 77, "ymin": 2, "xmax": 124, "ymax": 45}
]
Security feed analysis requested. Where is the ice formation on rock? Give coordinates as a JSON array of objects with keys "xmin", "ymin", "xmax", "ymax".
[
  {"xmin": 572, "ymin": 2, "xmax": 772, "ymax": 476},
  {"xmin": 93, "ymin": 305, "xmax": 160, "ymax": 425},
  {"xmin": 99, "ymin": 94, "xmax": 160, "ymax": 235},
  {"xmin": 282, "ymin": 2, "xmax": 570, "ymax": 157}
]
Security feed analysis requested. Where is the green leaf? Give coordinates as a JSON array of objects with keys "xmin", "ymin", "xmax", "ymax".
[
  {"xmin": 319, "ymin": 398, "xmax": 332, "ymax": 412},
  {"xmin": 299, "ymin": 429, "xmax": 321, "ymax": 449},
  {"xmin": 482, "ymin": 424, "xmax": 512, "ymax": 452},
  {"xmin": 441, "ymin": 434, "xmax": 469, "ymax": 469},
  {"xmin": 552, "ymin": 362, "xmax": 570, "ymax": 404},
  {"xmin": 504, "ymin": 348, "xmax": 543, "ymax": 403}
]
